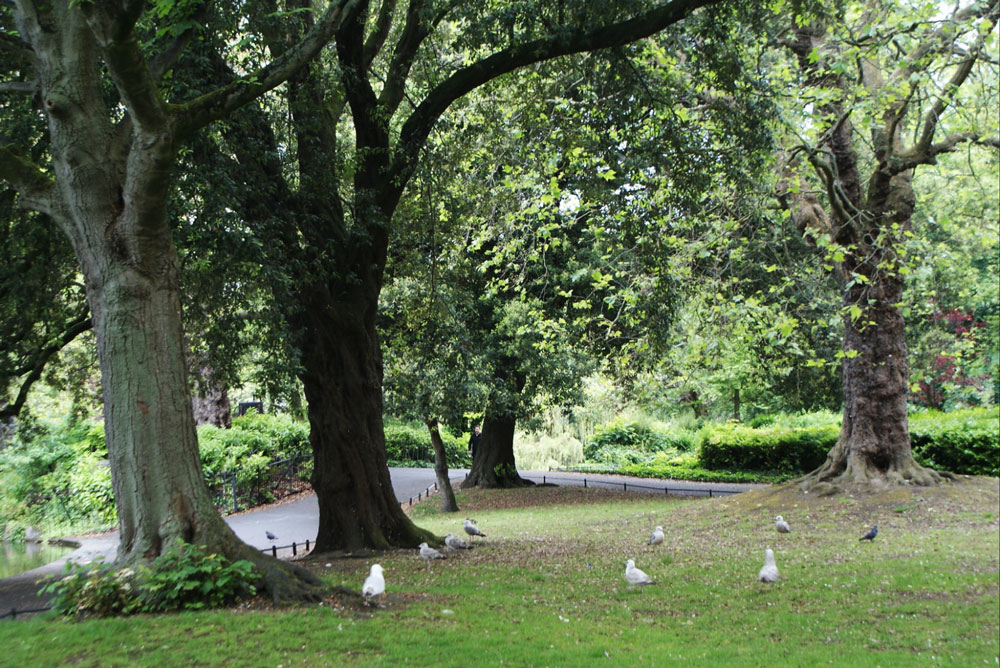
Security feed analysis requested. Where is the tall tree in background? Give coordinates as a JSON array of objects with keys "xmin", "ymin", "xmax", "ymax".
[
  {"xmin": 778, "ymin": 0, "xmax": 999, "ymax": 488},
  {"xmin": 0, "ymin": 0, "xmax": 356, "ymax": 598}
]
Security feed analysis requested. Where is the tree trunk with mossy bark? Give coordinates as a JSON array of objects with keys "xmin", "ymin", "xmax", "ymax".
[{"xmin": 2, "ymin": 0, "xmax": 356, "ymax": 602}]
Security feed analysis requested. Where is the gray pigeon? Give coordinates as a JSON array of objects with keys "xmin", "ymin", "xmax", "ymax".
[
  {"xmin": 463, "ymin": 518, "xmax": 486, "ymax": 539},
  {"xmin": 444, "ymin": 533, "xmax": 473, "ymax": 550},
  {"xmin": 624, "ymin": 559, "xmax": 654, "ymax": 586},
  {"xmin": 774, "ymin": 516, "xmax": 791, "ymax": 534},
  {"xmin": 758, "ymin": 548, "xmax": 778, "ymax": 583},
  {"xmin": 265, "ymin": 531, "xmax": 276, "ymax": 541},
  {"xmin": 362, "ymin": 564, "xmax": 385, "ymax": 606},
  {"xmin": 419, "ymin": 542, "xmax": 447, "ymax": 568},
  {"xmin": 859, "ymin": 525, "xmax": 878, "ymax": 541}
]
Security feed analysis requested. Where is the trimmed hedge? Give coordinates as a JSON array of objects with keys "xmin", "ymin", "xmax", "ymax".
[
  {"xmin": 910, "ymin": 409, "xmax": 999, "ymax": 476},
  {"xmin": 697, "ymin": 423, "xmax": 837, "ymax": 474}
]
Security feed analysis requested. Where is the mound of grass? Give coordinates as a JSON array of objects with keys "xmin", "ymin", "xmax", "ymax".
[{"xmin": 2, "ymin": 479, "xmax": 997, "ymax": 666}]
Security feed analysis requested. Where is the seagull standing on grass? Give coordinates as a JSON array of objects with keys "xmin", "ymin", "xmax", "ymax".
[
  {"xmin": 758, "ymin": 548, "xmax": 778, "ymax": 583},
  {"xmin": 464, "ymin": 518, "xmax": 486, "ymax": 540},
  {"xmin": 444, "ymin": 533, "xmax": 474, "ymax": 550},
  {"xmin": 624, "ymin": 559, "xmax": 654, "ymax": 587},
  {"xmin": 362, "ymin": 564, "xmax": 385, "ymax": 607},
  {"xmin": 775, "ymin": 516, "xmax": 791, "ymax": 534},
  {"xmin": 419, "ymin": 542, "xmax": 447, "ymax": 568},
  {"xmin": 859, "ymin": 525, "xmax": 878, "ymax": 541},
  {"xmin": 648, "ymin": 526, "xmax": 664, "ymax": 546}
]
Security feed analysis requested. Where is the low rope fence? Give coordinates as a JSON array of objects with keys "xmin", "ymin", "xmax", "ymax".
[{"xmin": 530, "ymin": 473, "xmax": 742, "ymax": 497}]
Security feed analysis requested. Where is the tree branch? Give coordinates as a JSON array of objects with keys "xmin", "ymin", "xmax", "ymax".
[
  {"xmin": 362, "ymin": 0, "xmax": 398, "ymax": 69},
  {"xmin": 0, "ymin": 80, "xmax": 38, "ymax": 94},
  {"xmin": 0, "ymin": 312, "xmax": 92, "ymax": 422},
  {"xmin": 394, "ymin": 0, "xmax": 716, "ymax": 196},
  {"xmin": 81, "ymin": 3, "xmax": 170, "ymax": 133},
  {"xmin": 891, "ymin": 131, "xmax": 979, "ymax": 173},
  {"xmin": 0, "ymin": 144, "xmax": 56, "ymax": 215},
  {"xmin": 174, "ymin": 0, "xmax": 361, "ymax": 138}
]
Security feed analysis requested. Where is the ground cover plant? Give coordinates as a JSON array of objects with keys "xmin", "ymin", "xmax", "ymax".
[{"xmin": 1, "ymin": 477, "xmax": 996, "ymax": 666}]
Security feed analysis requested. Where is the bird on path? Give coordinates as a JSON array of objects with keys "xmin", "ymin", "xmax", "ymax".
[
  {"xmin": 362, "ymin": 564, "xmax": 385, "ymax": 607},
  {"xmin": 775, "ymin": 516, "xmax": 791, "ymax": 534},
  {"xmin": 463, "ymin": 518, "xmax": 486, "ymax": 540},
  {"xmin": 444, "ymin": 533, "xmax": 474, "ymax": 550},
  {"xmin": 419, "ymin": 542, "xmax": 447, "ymax": 568},
  {"xmin": 758, "ymin": 548, "xmax": 778, "ymax": 583},
  {"xmin": 859, "ymin": 525, "xmax": 878, "ymax": 542},
  {"xmin": 265, "ymin": 531, "xmax": 277, "ymax": 542},
  {"xmin": 648, "ymin": 526, "xmax": 664, "ymax": 546},
  {"xmin": 624, "ymin": 559, "xmax": 654, "ymax": 587}
]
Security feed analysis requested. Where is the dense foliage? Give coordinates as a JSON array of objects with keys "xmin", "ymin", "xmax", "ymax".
[
  {"xmin": 40, "ymin": 540, "xmax": 259, "ymax": 618},
  {"xmin": 384, "ymin": 420, "xmax": 469, "ymax": 469}
]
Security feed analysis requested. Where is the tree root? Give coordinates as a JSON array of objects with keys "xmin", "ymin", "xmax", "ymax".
[{"xmin": 799, "ymin": 453, "xmax": 953, "ymax": 495}]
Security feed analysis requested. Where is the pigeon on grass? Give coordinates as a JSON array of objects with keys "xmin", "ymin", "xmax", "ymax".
[
  {"xmin": 362, "ymin": 564, "xmax": 385, "ymax": 607},
  {"xmin": 419, "ymin": 542, "xmax": 447, "ymax": 568},
  {"xmin": 444, "ymin": 533, "xmax": 474, "ymax": 550},
  {"xmin": 859, "ymin": 525, "xmax": 878, "ymax": 542},
  {"xmin": 463, "ymin": 518, "xmax": 486, "ymax": 540},
  {"xmin": 758, "ymin": 548, "xmax": 778, "ymax": 583},
  {"xmin": 648, "ymin": 526, "xmax": 664, "ymax": 546},
  {"xmin": 624, "ymin": 559, "xmax": 655, "ymax": 587},
  {"xmin": 774, "ymin": 516, "xmax": 791, "ymax": 534}
]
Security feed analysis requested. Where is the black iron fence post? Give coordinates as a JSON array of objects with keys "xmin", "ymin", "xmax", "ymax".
[{"xmin": 230, "ymin": 471, "xmax": 240, "ymax": 513}]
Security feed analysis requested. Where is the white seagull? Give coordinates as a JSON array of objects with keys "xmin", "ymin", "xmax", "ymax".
[
  {"xmin": 648, "ymin": 526, "xmax": 664, "ymax": 545},
  {"xmin": 362, "ymin": 564, "xmax": 385, "ymax": 606},
  {"xmin": 624, "ymin": 559, "xmax": 654, "ymax": 587},
  {"xmin": 463, "ymin": 518, "xmax": 486, "ymax": 539},
  {"xmin": 774, "ymin": 516, "xmax": 791, "ymax": 534},
  {"xmin": 444, "ymin": 533, "xmax": 474, "ymax": 550},
  {"xmin": 758, "ymin": 548, "xmax": 779, "ymax": 583},
  {"xmin": 419, "ymin": 542, "xmax": 447, "ymax": 568}
]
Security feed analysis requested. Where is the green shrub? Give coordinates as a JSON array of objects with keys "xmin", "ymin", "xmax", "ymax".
[
  {"xmin": 41, "ymin": 540, "xmax": 260, "ymax": 618},
  {"xmin": 910, "ymin": 408, "xmax": 999, "ymax": 476},
  {"xmin": 40, "ymin": 559, "xmax": 138, "ymax": 618},
  {"xmin": 697, "ymin": 423, "xmax": 837, "ymax": 473},
  {"xmin": 384, "ymin": 419, "xmax": 468, "ymax": 468},
  {"xmin": 137, "ymin": 539, "xmax": 259, "ymax": 612},
  {"xmin": 583, "ymin": 420, "xmax": 694, "ymax": 462}
]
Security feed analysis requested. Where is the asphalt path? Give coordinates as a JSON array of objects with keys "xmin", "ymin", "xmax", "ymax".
[{"xmin": 0, "ymin": 467, "xmax": 763, "ymax": 616}]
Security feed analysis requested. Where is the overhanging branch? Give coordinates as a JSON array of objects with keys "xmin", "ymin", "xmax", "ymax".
[
  {"xmin": 174, "ymin": 0, "xmax": 360, "ymax": 138},
  {"xmin": 1, "ymin": 312, "xmax": 93, "ymax": 421},
  {"xmin": 394, "ymin": 0, "xmax": 716, "ymax": 192}
]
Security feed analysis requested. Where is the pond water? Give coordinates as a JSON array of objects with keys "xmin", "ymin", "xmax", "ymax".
[{"xmin": 0, "ymin": 542, "xmax": 75, "ymax": 578}]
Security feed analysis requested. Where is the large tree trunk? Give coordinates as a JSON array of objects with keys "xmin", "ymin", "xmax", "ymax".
[
  {"xmin": 801, "ymin": 270, "xmax": 945, "ymax": 490},
  {"xmin": 426, "ymin": 419, "xmax": 459, "ymax": 513},
  {"xmin": 6, "ymin": 2, "xmax": 333, "ymax": 602},
  {"xmin": 299, "ymin": 291, "xmax": 436, "ymax": 552},
  {"xmin": 461, "ymin": 412, "xmax": 535, "ymax": 488}
]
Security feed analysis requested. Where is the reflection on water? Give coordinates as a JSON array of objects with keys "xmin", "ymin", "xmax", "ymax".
[{"xmin": 1, "ymin": 542, "xmax": 74, "ymax": 578}]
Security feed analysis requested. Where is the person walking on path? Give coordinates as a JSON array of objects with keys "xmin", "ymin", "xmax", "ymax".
[{"xmin": 467, "ymin": 425, "xmax": 482, "ymax": 466}]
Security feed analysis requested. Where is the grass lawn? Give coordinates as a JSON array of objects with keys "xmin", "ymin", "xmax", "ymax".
[{"xmin": 1, "ymin": 477, "xmax": 997, "ymax": 667}]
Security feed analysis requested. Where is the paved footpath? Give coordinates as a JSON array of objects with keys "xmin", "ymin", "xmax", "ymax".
[{"xmin": 1, "ymin": 468, "xmax": 763, "ymax": 616}]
